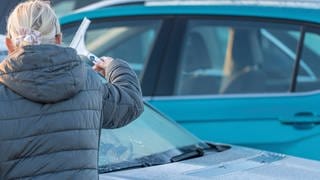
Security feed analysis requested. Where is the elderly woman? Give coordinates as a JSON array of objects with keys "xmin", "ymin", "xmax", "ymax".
[{"xmin": 0, "ymin": 0, "xmax": 143, "ymax": 179}]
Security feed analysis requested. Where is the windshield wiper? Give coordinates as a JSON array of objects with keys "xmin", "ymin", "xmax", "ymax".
[
  {"xmin": 99, "ymin": 161, "xmax": 162, "ymax": 174},
  {"xmin": 99, "ymin": 143, "xmax": 230, "ymax": 173},
  {"xmin": 99, "ymin": 150, "xmax": 173, "ymax": 174},
  {"xmin": 170, "ymin": 147, "xmax": 204, "ymax": 162}
]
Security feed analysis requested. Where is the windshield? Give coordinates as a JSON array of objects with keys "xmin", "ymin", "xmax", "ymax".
[{"xmin": 98, "ymin": 103, "xmax": 208, "ymax": 173}]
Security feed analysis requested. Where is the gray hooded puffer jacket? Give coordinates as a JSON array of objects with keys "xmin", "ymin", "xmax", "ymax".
[{"xmin": 0, "ymin": 45, "xmax": 143, "ymax": 180}]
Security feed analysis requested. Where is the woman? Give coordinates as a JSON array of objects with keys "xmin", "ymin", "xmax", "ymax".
[{"xmin": 0, "ymin": 0, "xmax": 143, "ymax": 179}]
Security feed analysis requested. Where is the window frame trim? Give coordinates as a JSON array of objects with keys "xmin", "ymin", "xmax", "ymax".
[{"xmin": 152, "ymin": 14, "xmax": 320, "ymax": 97}]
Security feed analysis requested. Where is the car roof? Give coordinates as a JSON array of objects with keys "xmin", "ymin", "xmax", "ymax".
[
  {"xmin": 145, "ymin": 0, "xmax": 320, "ymax": 7},
  {"xmin": 146, "ymin": 0, "xmax": 320, "ymax": 8},
  {"xmin": 60, "ymin": 1, "xmax": 320, "ymax": 25},
  {"xmin": 74, "ymin": 0, "xmax": 145, "ymax": 13},
  {"xmin": 73, "ymin": 0, "xmax": 320, "ymax": 9}
]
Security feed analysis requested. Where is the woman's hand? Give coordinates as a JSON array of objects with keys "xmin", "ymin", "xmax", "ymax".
[{"xmin": 92, "ymin": 56, "xmax": 114, "ymax": 76}]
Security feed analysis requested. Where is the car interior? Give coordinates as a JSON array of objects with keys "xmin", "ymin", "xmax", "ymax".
[
  {"xmin": 175, "ymin": 26, "xmax": 270, "ymax": 95},
  {"xmin": 175, "ymin": 22, "xmax": 320, "ymax": 96},
  {"xmin": 219, "ymin": 28, "xmax": 267, "ymax": 94},
  {"xmin": 176, "ymin": 31, "xmax": 220, "ymax": 95}
]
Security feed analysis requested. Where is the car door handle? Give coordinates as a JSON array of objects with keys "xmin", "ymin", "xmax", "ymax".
[{"xmin": 279, "ymin": 112, "xmax": 320, "ymax": 130}]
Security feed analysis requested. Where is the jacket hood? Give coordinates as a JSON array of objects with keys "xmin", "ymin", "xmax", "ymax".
[{"xmin": 0, "ymin": 45, "xmax": 85, "ymax": 103}]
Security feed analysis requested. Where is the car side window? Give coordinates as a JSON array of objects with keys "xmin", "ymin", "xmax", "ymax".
[
  {"xmin": 296, "ymin": 31, "xmax": 320, "ymax": 92},
  {"xmin": 51, "ymin": 0, "xmax": 104, "ymax": 17},
  {"xmin": 174, "ymin": 20, "xmax": 300, "ymax": 95},
  {"xmin": 62, "ymin": 19, "xmax": 162, "ymax": 77}
]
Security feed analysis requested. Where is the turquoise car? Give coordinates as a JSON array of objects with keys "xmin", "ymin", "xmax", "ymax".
[
  {"xmin": 60, "ymin": 0, "xmax": 320, "ymax": 160},
  {"xmin": 97, "ymin": 102, "xmax": 320, "ymax": 179}
]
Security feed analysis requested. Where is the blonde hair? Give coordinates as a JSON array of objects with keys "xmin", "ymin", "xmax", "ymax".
[{"xmin": 6, "ymin": 0, "xmax": 61, "ymax": 47}]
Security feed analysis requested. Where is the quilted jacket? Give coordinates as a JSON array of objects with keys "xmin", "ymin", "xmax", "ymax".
[{"xmin": 0, "ymin": 44, "xmax": 143, "ymax": 180}]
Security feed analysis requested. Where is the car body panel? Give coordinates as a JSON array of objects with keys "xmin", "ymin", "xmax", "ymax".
[
  {"xmin": 60, "ymin": 5, "xmax": 320, "ymax": 25},
  {"xmin": 148, "ymin": 92, "xmax": 320, "ymax": 160}
]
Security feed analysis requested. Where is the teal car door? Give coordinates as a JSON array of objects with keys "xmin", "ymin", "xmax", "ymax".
[{"xmin": 149, "ymin": 17, "xmax": 320, "ymax": 160}]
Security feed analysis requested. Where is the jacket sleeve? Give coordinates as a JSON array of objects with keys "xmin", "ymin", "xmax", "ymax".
[{"xmin": 101, "ymin": 59, "xmax": 144, "ymax": 129}]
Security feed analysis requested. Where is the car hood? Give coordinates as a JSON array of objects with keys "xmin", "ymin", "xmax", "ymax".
[{"xmin": 100, "ymin": 145, "xmax": 320, "ymax": 180}]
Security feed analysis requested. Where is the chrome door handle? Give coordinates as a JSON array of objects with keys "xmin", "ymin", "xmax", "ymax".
[{"xmin": 279, "ymin": 112, "xmax": 320, "ymax": 130}]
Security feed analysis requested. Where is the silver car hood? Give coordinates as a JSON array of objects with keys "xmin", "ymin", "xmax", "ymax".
[{"xmin": 100, "ymin": 145, "xmax": 320, "ymax": 180}]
